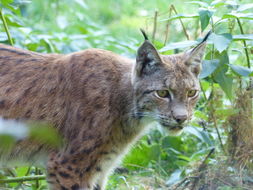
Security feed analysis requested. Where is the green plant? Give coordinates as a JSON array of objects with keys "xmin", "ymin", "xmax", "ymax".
[{"xmin": 0, "ymin": 0, "xmax": 252, "ymax": 189}]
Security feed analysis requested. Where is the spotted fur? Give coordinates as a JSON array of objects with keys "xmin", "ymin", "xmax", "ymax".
[{"xmin": 0, "ymin": 33, "xmax": 208, "ymax": 189}]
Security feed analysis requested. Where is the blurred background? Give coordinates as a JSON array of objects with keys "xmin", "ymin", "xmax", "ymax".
[{"xmin": 0, "ymin": 0, "xmax": 253, "ymax": 189}]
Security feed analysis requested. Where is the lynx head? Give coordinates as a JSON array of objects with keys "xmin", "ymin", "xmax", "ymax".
[{"xmin": 132, "ymin": 30, "xmax": 210, "ymax": 134}]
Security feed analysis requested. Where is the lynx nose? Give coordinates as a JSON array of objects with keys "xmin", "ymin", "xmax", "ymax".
[
  {"xmin": 172, "ymin": 104, "xmax": 188, "ymax": 124},
  {"xmin": 174, "ymin": 114, "xmax": 187, "ymax": 124}
]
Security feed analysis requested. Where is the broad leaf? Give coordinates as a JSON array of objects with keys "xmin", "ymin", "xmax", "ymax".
[
  {"xmin": 123, "ymin": 143, "xmax": 161, "ymax": 170},
  {"xmin": 229, "ymin": 64, "xmax": 253, "ymax": 77},
  {"xmin": 212, "ymin": 51, "xmax": 233, "ymax": 99},
  {"xmin": 199, "ymin": 59, "xmax": 220, "ymax": 79},
  {"xmin": 184, "ymin": 126, "xmax": 213, "ymax": 146},
  {"xmin": 161, "ymin": 136, "xmax": 184, "ymax": 151},
  {"xmin": 213, "ymin": 71, "xmax": 233, "ymax": 100},
  {"xmin": 223, "ymin": 13, "xmax": 253, "ymax": 20},
  {"xmin": 199, "ymin": 9, "xmax": 213, "ymax": 31},
  {"xmin": 210, "ymin": 33, "xmax": 232, "ymax": 53},
  {"xmin": 216, "ymin": 51, "xmax": 230, "ymax": 65}
]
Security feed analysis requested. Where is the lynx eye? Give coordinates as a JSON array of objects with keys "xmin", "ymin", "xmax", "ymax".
[
  {"xmin": 187, "ymin": 90, "xmax": 198, "ymax": 98},
  {"xmin": 155, "ymin": 90, "xmax": 170, "ymax": 98}
]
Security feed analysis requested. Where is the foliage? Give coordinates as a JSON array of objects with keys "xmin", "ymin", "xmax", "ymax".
[{"xmin": 0, "ymin": 0, "xmax": 252, "ymax": 189}]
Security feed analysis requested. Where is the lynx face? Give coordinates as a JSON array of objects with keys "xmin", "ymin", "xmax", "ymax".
[{"xmin": 132, "ymin": 36, "xmax": 207, "ymax": 134}]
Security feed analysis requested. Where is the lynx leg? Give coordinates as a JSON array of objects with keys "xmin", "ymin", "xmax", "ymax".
[
  {"xmin": 94, "ymin": 175, "xmax": 106, "ymax": 190},
  {"xmin": 47, "ymin": 152, "xmax": 92, "ymax": 190}
]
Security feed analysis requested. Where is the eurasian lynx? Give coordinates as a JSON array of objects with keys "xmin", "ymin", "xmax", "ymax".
[{"xmin": 0, "ymin": 31, "xmax": 210, "ymax": 190}]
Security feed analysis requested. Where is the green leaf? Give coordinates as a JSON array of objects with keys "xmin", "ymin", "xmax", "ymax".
[
  {"xmin": 1, "ymin": 0, "xmax": 14, "ymax": 6},
  {"xmin": 229, "ymin": 64, "xmax": 253, "ymax": 77},
  {"xmin": 211, "ymin": 0, "xmax": 238, "ymax": 8},
  {"xmin": 123, "ymin": 143, "xmax": 160, "ymax": 170},
  {"xmin": 199, "ymin": 9, "xmax": 213, "ymax": 31},
  {"xmin": 213, "ymin": 71, "xmax": 233, "ymax": 100},
  {"xmin": 160, "ymin": 14, "xmax": 199, "ymax": 22},
  {"xmin": 199, "ymin": 59, "xmax": 219, "ymax": 79},
  {"xmin": 210, "ymin": 0, "xmax": 225, "ymax": 7},
  {"xmin": 187, "ymin": 1, "xmax": 209, "ymax": 7},
  {"xmin": 216, "ymin": 51, "xmax": 230, "ymax": 65},
  {"xmin": 210, "ymin": 33, "xmax": 232, "ymax": 53},
  {"xmin": 207, "ymin": 52, "xmax": 233, "ymax": 99},
  {"xmin": 184, "ymin": 126, "xmax": 213, "ymax": 146},
  {"xmin": 161, "ymin": 136, "xmax": 184, "ymax": 151},
  {"xmin": 29, "ymin": 123, "xmax": 62, "ymax": 148},
  {"xmin": 159, "ymin": 41, "xmax": 198, "ymax": 52},
  {"xmin": 223, "ymin": 13, "xmax": 253, "ymax": 20},
  {"xmin": 191, "ymin": 147, "xmax": 215, "ymax": 161},
  {"xmin": 0, "ymin": 134, "xmax": 15, "ymax": 151},
  {"xmin": 233, "ymin": 34, "xmax": 253, "ymax": 41}
]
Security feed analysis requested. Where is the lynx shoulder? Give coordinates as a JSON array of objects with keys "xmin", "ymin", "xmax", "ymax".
[{"xmin": 0, "ymin": 31, "xmax": 209, "ymax": 190}]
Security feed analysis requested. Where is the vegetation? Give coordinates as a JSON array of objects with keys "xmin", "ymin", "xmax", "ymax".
[{"xmin": 0, "ymin": 0, "xmax": 252, "ymax": 189}]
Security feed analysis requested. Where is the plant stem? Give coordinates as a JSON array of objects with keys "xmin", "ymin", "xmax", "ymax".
[
  {"xmin": 236, "ymin": 18, "xmax": 251, "ymax": 69},
  {"xmin": 171, "ymin": 5, "xmax": 189, "ymax": 40},
  {"xmin": 210, "ymin": 82, "xmax": 226, "ymax": 153},
  {"xmin": 0, "ymin": 175, "xmax": 46, "ymax": 183},
  {"xmin": 35, "ymin": 167, "xmax": 40, "ymax": 188},
  {"xmin": 200, "ymin": 83, "xmax": 207, "ymax": 102},
  {"xmin": 25, "ymin": 167, "xmax": 31, "ymax": 176},
  {"xmin": 209, "ymin": 17, "xmax": 225, "ymax": 152},
  {"xmin": 190, "ymin": 148, "xmax": 215, "ymax": 190},
  {"xmin": 0, "ymin": 8, "xmax": 14, "ymax": 46},
  {"xmin": 152, "ymin": 10, "xmax": 158, "ymax": 43},
  {"xmin": 210, "ymin": 17, "xmax": 215, "ymax": 60},
  {"xmin": 163, "ymin": 4, "xmax": 190, "ymax": 45},
  {"xmin": 164, "ymin": 5, "xmax": 173, "ymax": 45},
  {"xmin": 236, "ymin": 18, "xmax": 252, "ymax": 89}
]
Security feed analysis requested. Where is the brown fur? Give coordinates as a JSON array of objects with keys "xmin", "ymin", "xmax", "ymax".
[{"xmin": 0, "ymin": 36, "xmax": 206, "ymax": 190}]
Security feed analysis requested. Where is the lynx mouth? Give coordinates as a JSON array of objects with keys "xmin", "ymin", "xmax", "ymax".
[
  {"xmin": 160, "ymin": 123, "xmax": 184, "ymax": 135},
  {"xmin": 160, "ymin": 121, "xmax": 184, "ymax": 131}
]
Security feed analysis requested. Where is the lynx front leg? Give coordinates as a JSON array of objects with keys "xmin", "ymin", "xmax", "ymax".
[
  {"xmin": 47, "ymin": 152, "xmax": 93, "ymax": 190},
  {"xmin": 93, "ymin": 172, "xmax": 110, "ymax": 190}
]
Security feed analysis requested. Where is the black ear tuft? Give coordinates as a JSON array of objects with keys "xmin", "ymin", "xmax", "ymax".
[
  {"xmin": 190, "ymin": 31, "xmax": 211, "ymax": 54},
  {"xmin": 201, "ymin": 30, "xmax": 212, "ymax": 43},
  {"xmin": 140, "ymin": 29, "xmax": 149, "ymax": 41}
]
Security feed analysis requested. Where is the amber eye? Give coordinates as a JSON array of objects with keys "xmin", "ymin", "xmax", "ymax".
[
  {"xmin": 156, "ymin": 90, "xmax": 170, "ymax": 98},
  {"xmin": 188, "ymin": 90, "xmax": 198, "ymax": 98}
]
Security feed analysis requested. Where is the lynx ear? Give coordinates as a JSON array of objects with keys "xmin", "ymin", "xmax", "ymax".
[
  {"xmin": 185, "ymin": 31, "xmax": 211, "ymax": 75},
  {"xmin": 135, "ymin": 30, "xmax": 162, "ymax": 77}
]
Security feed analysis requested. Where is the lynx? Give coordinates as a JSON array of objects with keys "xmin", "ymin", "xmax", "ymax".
[{"xmin": 0, "ymin": 31, "xmax": 210, "ymax": 190}]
